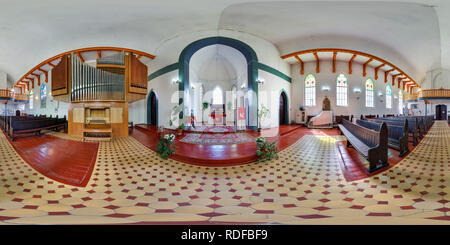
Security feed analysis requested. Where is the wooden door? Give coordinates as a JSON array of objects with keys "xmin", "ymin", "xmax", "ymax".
[
  {"xmin": 436, "ymin": 105, "xmax": 447, "ymax": 120},
  {"xmin": 151, "ymin": 93, "xmax": 157, "ymax": 126},
  {"xmin": 279, "ymin": 93, "xmax": 286, "ymax": 125}
]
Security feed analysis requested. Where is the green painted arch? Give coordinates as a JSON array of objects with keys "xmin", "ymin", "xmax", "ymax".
[
  {"xmin": 279, "ymin": 88, "xmax": 289, "ymax": 125},
  {"xmin": 178, "ymin": 36, "xmax": 259, "ymax": 128},
  {"xmin": 147, "ymin": 89, "xmax": 159, "ymax": 126}
]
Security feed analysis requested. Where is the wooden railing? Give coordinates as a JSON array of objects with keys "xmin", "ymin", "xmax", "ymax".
[
  {"xmin": 404, "ymin": 89, "xmax": 450, "ymax": 101},
  {"xmin": 419, "ymin": 88, "xmax": 450, "ymax": 98},
  {"xmin": 0, "ymin": 89, "xmax": 29, "ymax": 101}
]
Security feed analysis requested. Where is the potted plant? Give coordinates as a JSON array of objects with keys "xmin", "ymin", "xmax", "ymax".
[
  {"xmin": 202, "ymin": 101, "xmax": 209, "ymax": 125},
  {"xmin": 256, "ymin": 136, "xmax": 279, "ymax": 162},
  {"xmin": 177, "ymin": 122, "xmax": 185, "ymax": 136},
  {"xmin": 257, "ymin": 104, "xmax": 270, "ymax": 132},
  {"xmin": 156, "ymin": 134, "xmax": 176, "ymax": 159}
]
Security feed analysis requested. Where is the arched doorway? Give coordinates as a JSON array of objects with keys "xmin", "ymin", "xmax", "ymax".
[
  {"xmin": 147, "ymin": 90, "xmax": 158, "ymax": 126},
  {"xmin": 436, "ymin": 104, "xmax": 447, "ymax": 120},
  {"xmin": 279, "ymin": 91, "xmax": 288, "ymax": 125},
  {"xmin": 178, "ymin": 36, "xmax": 259, "ymax": 128}
]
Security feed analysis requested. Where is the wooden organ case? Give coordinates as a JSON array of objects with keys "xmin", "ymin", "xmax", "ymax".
[{"xmin": 51, "ymin": 52, "xmax": 148, "ymax": 141}]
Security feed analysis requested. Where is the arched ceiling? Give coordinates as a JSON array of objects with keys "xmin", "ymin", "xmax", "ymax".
[{"xmin": 0, "ymin": 0, "xmax": 449, "ymax": 86}]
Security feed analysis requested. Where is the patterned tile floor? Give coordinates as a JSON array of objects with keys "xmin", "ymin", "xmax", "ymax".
[{"xmin": 0, "ymin": 122, "xmax": 448, "ymax": 224}]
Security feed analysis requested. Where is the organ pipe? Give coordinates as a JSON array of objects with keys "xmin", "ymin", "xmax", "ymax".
[{"xmin": 69, "ymin": 53, "xmax": 125, "ymax": 102}]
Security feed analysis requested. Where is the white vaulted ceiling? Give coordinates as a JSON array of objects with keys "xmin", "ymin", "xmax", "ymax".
[{"xmin": 0, "ymin": 0, "xmax": 449, "ymax": 84}]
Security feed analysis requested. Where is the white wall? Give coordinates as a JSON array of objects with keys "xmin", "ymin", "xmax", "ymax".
[
  {"xmin": 0, "ymin": 70, "xmax": 7, "ymax": 89},
  {"xmin": 290, "ymin": 60, "xmax": 403, "ymax": 121},
  {"xmin": 257, "ymin": 70, "xmax": 291, "ymax": 127},
  {"xmin": 422, "ymin": 68, "xmax": 450, "ymax": 89},
  {"xmin": 22, "ymin": 72, "xmax": 70, "ymax": 118}
]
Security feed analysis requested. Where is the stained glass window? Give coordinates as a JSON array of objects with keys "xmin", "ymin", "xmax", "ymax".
[
  {"xmin": 365, "ymin": 79, "xmax": 374, "ymax": 108},
  {"xmin": 29, "ymin": 90, "xmax": 33, "ymax": 110},
  {"xmin": 336, "ymin": 73, "xmax": 348, "ymax": 106},
  {"xmin": 40, "ymin": 84, "xmax": 47, "ymax": 109},
  {"xmin": 398, "ymin": 90, "xmax": 403, "ymax": 114},
  {"xmin": 304, "ymin": 74, "xmax": 316, "ymax": 106},
  {"xmin": 386, "ymin": 84, "xmax": 392, "ymax": 109}
]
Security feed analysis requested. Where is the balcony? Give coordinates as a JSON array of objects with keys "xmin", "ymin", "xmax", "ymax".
[
  {"xmin": 419, "ymin": 88, "xmax": 450, "ymax": 99},
  {"xmin": 404, "ymin": 88, "xmax": 450, "ymax": 101},
  {"xmin": 0, "ymin": 89, "xmax": 29, "ymax": 102}
]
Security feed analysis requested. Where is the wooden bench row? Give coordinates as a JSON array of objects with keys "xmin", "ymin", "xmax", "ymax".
[
  {"xmin": 357, "ymin": 119, "xmax": 409, "ymax": 157},
  {"xmin": 0, "ymin": 115, "xmax": 67, "ymax": 141},
  {"xmin": 338, "ymin": 119, "xmax": 389, "ymax": 173},
  {"xmin": 367, "ymin": 118, "xmax": 420, "ymax": 146}
]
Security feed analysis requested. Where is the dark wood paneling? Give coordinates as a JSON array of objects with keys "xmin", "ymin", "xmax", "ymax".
[
  {"xmin": 51, "ymin": 54, "xmax": 69, "ymax": 95},
  {"xmin": 128, "ymin": 54, "xmax": 148, "ymax": 94}
]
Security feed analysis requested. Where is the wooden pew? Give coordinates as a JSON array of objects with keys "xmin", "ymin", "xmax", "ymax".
[
  {"xmin": 338, "ymin": 119, "xmax": 389, "ymax": 173},
  {"xmin": 335, "ymin": 115, "xmax": 350, "ymax": 124},
  {"xmin": 357, "ymin": 119, "xmax": 409, "ymax": 157},
  {"xmin": 384, "ymin": 116, "xmax": 424, "ymax": 138},
  {"xmin": 368, "ymin": 118, "xmax": 419, "ymax": 146},
  {"xmin": 8, "ymin": 116, "xmax": 67, "ymax": 141}
]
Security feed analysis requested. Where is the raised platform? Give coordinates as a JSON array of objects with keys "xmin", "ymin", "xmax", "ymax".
[{"xmin": 131, "ymin": 124, "xmax": 306, "ymax": 166}]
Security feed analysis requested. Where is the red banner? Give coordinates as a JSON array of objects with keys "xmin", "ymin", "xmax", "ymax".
[{"xmin": 238, "ymin": 107, "xmax": 246, "ymax": 120}]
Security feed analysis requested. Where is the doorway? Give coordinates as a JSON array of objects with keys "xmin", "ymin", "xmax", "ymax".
[
  {"xmin": 147, "ymin": 91, "xmax": 158, "ymax": 126},
  {"xmin": 436, "ymin": 104, "xmax": 447, "ymax": 120},
  {"xmin": 279, "ymin": 91, "xmax": 288, "ymax": 125}
]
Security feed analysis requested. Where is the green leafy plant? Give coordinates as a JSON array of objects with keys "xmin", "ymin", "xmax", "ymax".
[
  {"xmin": 256, "ymin": 136, "xmax": 279, "ymax": 162},
  {"xmin": 201, "ymin": 101, "xmax": 209, "ymax": 125},
  {"xmin": 202, "ymin": 101, "xmax": 209, "ymax": 111},
  {"xmin": 227, "ymin": 101, "xmax": 233, "ymax": 110},
  {"xmin": 156, "ymin": 134, "xmax": 176, "ymax": 159},
  {"xmin": 257, "ymin": 104, "xmax": 270, "ymax": 129}
]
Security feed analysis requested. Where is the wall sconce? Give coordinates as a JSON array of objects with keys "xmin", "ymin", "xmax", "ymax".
[
  {"xmin": 353, "ymin": 88, "xmax": 361, "ymax": 94},
  {"xmin": 321, "ymin": 86, "xmax": 330, "ymax": 91},
  {"xmin": 172, "ymin": 78, "xmax": 181, "ymax": 85},
  {"xmin": 378, "ymin": 91, "xmax": 383, "ymax": 97},
  {"xmin": 257, "ymin": 79, "xmax": 264, "ymax": 85},
  {"xmin": 240, "ymin": 83, "xmax": 246, "ymax": 89}
]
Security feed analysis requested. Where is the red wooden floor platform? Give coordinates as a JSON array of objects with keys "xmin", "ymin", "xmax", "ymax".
[
  {"xmin": 7, "ymin": 133, "xmax": 98, "ymax": 187},
  {"xmin": 131, "ymin": 124, "xmax": 327, "ymax": 166}
]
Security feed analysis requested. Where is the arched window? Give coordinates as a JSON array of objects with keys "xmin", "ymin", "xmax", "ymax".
[
  {"xmin": 365, "ymin": 79, "xmax": 374, "ymax": 108},
  {"xmin": 304, "ymin": 74, "xmax": 316, "ymax": 106},
  {"xmin": 386, "ymin": 84, "xmax": 392, "ymax": 109},
  {"xmin": 40, "ymin": 84, "xmax": 47, "ymax": 109},
  {"xmin": 29, "ymin": 90, "xmax": 33, "ymax": 110},
  {"xmin": 336, "ymin": 73, "xmax": 348, "ymax": 106},
  {"xmin": 398, "ymin": 90, "xmax": 403, "ymax": 114},
  {"xmin": 212, "ymin": 86, "xmax": 223, "ymax": 105}
]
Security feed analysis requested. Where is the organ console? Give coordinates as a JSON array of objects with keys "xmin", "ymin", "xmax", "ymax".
[{"xmin": 51, "ymin": 51, "xmax": 148, "ymax": 139}]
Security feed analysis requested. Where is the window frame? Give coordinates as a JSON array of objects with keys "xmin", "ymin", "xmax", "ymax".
[
  {"xmin": 336, "ymin": 73, "xmax": 348, "ymax": 107},
  {"xmin": 365, "ymin": 78, "xmax": 374, "ymax": 108},
  {"xmin": 304, "ymin": 74, "xmax": 316, "ymax": 107},
  {"xmin": 386, "ymin": 84, "xmax": 392, "ymax": 109}
]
